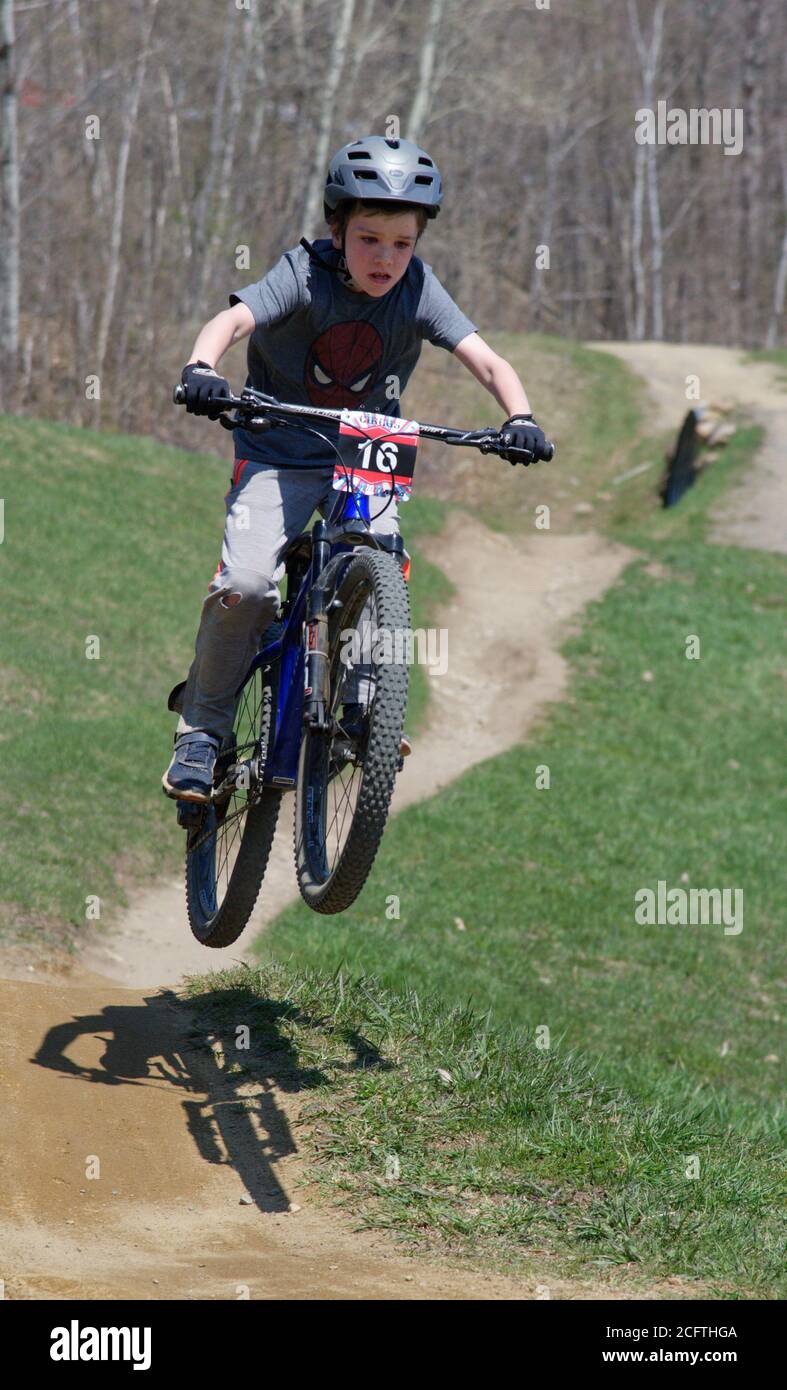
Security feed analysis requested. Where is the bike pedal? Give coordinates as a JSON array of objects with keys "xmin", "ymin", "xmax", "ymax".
[{"xmin": 176, "ymin": 800, "xmax": 205, "ymax": 829}]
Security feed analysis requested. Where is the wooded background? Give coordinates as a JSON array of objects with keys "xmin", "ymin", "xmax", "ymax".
[{"xmin": 0, "ymin": 0, "xmax": 785, "ymax": 436}]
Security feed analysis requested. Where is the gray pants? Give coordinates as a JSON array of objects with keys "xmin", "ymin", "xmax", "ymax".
[{"xmin": 175, "ymin": 459, "xmax": 402, "ymax": 742}]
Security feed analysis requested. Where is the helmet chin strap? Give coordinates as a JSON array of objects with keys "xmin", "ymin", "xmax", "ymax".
[
  {"xmin": 299, "ymin": 233, "xmax": 357, "ymax": 287},
  {"xmin": 338, "ymin": 227, "xmax": 358, "ymax": 287}
]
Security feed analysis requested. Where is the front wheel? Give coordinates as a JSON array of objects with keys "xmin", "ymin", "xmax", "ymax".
[{"xmin": 295, "ymin": 548, "xmax": 410, "ymax": 914}]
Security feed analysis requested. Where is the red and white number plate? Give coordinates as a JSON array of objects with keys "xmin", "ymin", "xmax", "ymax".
[{"xmin": 332, "ymin": 410, "xmax": 419, "ymax": 502}]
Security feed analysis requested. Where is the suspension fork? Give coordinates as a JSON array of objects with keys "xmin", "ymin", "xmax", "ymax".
[{"xmin": 303, "ymin": 520, "xmax": 335, "ymax": 733}]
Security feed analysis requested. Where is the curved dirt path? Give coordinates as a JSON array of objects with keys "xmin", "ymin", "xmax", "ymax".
[
  {"xmin": 588, "ymin": 341, "xmax": 787, "ymax": 554},
  {"xmin": 2, "ymin": 509, "xmax": 638, "ymax": 1301}
]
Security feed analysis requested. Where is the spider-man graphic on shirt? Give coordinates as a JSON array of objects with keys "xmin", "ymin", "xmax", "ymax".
[{"xmin": 304, "ymin": 321, "xmax": 384, "ymax": 408}]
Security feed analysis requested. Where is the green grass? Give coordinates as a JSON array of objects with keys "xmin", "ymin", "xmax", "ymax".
[
  {"xmin": 183, "ymin": 960, "xmax": 786, "ymax": 1297},
  {"xmin": 408, "ymin": 333, "xmax": 652, "ymax": 535},
  {"xmin": 0, "ymin": 413, "xmax": 448, "ymax": 943},
  {"xmin": 260, "ymin": 425, "xmax": 786, "ymax": 1146}
]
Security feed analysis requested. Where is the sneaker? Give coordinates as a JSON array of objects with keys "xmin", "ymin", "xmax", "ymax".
[{"xmin": 162, "ymin": 732, "xmax": 221, "ymax": 803}]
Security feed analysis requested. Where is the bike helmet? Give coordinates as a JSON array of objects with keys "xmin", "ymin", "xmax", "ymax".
[{"xmin": 323, "ymin": 136, "xmax": 442, "ymax": 222}]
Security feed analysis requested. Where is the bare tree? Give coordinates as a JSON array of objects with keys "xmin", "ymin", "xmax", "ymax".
[
  {"xmin": 95, "ymin": 0, "xmax": 160, "ymax": 379},
  {"xmin": 738, "ymin": 0, "xmax": 771, "ymax": 343},
  {"xmin": 406, "ymin": 0, "xmax": 444, "ymax": 142},
  {"xmin": 766, "ymin": 148, "xmax": 787, "ymax": 348},
  {"xmin": 302, "ymin": 0, "xmax": 356, "ymax": 238},
  {"xmin": 628, "ymin": 0, "xmax": 665, "ymax": 339},
  {"xmin": 66, "ymin": 0, "xmax": 110, "ymax": 222},
  {"xmin": 196, "ymin": 30, "xmax": 253, "ymax": 305},
  {"xmin": 0, "ymin": 0, "xmax": 20, "ymax": 401}
]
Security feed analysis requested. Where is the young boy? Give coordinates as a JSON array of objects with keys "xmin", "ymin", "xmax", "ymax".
[{"xmin": 163, "ymin": 134, "xmax": 546, "ymax": 802}]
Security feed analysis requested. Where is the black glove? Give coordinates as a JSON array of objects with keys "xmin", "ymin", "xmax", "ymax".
[
  {"xmin": 181, "ymin": 361, "xmax": 231, "ymax": 420},
  {"xmin": 499, "ymin": 413, "xmax": 546, "ymax": 465}
]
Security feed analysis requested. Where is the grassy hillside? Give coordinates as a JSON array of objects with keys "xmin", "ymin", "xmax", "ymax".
[{"xmin": 409, "ymin": 332, "xmax": 652, "ymax": 535}]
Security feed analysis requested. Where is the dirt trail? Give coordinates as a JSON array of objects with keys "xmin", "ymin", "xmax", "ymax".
[
  {"xmin": 3, "ymin": 506, "xmax": 639, "ymax": 1301},
  {"xmin": 589, "ymin": 341, "xmax": 787, "ymax": 555}
]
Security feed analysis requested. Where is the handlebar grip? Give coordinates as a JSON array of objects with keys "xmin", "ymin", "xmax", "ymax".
[
  {"xmin": 541, "ymin": 441, "xmax": 555, "ymax": 462},
  {"xmin": 173, "ymin": 383, "xmax": 185, "ymax": 405}
]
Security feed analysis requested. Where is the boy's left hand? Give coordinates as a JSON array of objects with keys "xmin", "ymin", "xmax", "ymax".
[{"xmin": 499, "ymin": 413, "xmax": 546, "ymax": 464}]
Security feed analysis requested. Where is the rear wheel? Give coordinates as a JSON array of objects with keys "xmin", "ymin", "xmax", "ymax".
[
  {"xmin": 185, "ymin": 658, "xmax": 281, "ymax": 947},
  {"xmin": 295, "ymin": 549, "xmax": 410, "ymax": 914}
]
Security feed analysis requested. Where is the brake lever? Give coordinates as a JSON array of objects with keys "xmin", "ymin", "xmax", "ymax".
[
  {"xmin": 505, "ymin": 446, "xmax": 536, "ymax": 467},
  {"xmin": 218, "ymin": 410, "xmax": 274, "ymax": 433},
  {"xmin": 496, "ymin": 434, "xmax": 555, "ymax": 466}
]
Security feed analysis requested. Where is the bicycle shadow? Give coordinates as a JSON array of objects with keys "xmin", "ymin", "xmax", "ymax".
[{"xmin": 30, "ymin": 983, "xmax": 389, "ymax": 1215}]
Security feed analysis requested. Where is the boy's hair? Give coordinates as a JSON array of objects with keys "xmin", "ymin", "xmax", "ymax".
[{"xmin": 327, "ymin": 199, "xmax": 429, "ymax": 242}]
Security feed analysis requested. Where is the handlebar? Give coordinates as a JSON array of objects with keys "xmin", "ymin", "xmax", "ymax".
[{"xmin": 172, "ymin": 383, "xmax": 555, "ymax": 465}]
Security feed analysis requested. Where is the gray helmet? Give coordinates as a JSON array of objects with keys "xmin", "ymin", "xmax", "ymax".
[{"xmin": 324, "ymin": 136, "xmax": 442, "ymax": 221}]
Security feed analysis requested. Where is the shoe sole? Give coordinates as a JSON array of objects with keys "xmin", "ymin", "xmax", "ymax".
[{"xmin": 161, "ymin": 772, "xmax": 213, "ymax": 804}]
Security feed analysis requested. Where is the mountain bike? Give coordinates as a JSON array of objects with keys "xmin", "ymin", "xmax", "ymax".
[{"xmin": 169, "ymin": 384, "xmax": 554, "ymax": 946}]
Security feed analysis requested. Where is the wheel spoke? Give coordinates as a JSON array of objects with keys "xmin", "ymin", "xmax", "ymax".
[
  {"xmin": 186, "ymin": 666, "xmax": 265, "ymax": 910},
  {"xmin": 298, "ymin": 576, "xmax": 384, "ymax": 884}
]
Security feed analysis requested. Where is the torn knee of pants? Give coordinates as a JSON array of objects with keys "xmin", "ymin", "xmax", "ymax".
[{"xmin": 220, "ymin": 591, "xmax": 244, "ymax": 609}]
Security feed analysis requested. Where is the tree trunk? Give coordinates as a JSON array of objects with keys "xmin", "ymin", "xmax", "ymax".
[
  {"xmin": 301, "ymin": 0, "xmax": 356, "ymax": 239},
  {"xmin": 196, "ymin": 38, "xmax": 252, "ymax": 306},
  {"xmin": 739, "ymin": 0, "xmax": 770, "ymax": 344},
  {"xmin": 628, "ymin": 0, "xmax": 665, "ymax": 340},
  {"xmin": 95, "ymin": 0, "xmax": 159, "ymax": 380},
  {"xmin": 630, "ymin": 141, "xmax": 646, "ymax": 339},
  {"xmin": 765, "ymin": 152, "xmax": 787, "ymax": 347},
  {"xmin": 406, "ymin": 0, "xmax": 444, "ymax": 142},
  {"xmin": 0, "ymin": 0, "xmax": 20, "ymax": 403},
  {"xmin": 66, "ymin": 0, "xmax": 109, "ymax": 222}
]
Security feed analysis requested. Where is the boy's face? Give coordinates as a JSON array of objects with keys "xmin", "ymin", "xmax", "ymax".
[{"xmin": 332, "ymin": 208, "xmax": 419, "ymax": 297}]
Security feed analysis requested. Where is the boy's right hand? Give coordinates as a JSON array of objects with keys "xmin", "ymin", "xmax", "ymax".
[{"xmin": 181, "ymin": 361, "xmax": 231, "ymax": 419}]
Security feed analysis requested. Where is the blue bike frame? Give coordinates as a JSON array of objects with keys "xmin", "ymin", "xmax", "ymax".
[{"xmin": 236, "ymin": 485, "xmax": 400, "ymax": 789}]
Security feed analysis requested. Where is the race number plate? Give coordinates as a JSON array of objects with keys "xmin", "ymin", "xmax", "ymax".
[{"xmin": 332, "ymin": 410, "xmax": 420, "ymax": 502}]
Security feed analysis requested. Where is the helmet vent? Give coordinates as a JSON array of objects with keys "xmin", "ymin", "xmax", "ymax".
[
  {"xmin": 385, "ymin": 139, "xmax": 400, "ymax": 149},
  {"xmin": 418, "ymin": 156, "xmax": 434, "ymax": 167},
  {"xmin": 347, "ymin": 150, "xmax": 372, "ymax": 160}
]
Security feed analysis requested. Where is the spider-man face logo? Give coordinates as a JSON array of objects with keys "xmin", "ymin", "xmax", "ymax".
[{"xmin": 304, "ymin": 321, "xmax": 383, "ymax": 407}]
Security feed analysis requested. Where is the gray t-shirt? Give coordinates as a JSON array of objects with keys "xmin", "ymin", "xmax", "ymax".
[{"xmin": 227, "ymin": 238, "xmax": 477, "ymax": 468}]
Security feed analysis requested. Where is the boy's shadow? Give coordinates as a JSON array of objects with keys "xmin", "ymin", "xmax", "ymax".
[{"xmin": 31, "ymin": 983, "xmax": 388, "ymax": 1214}]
